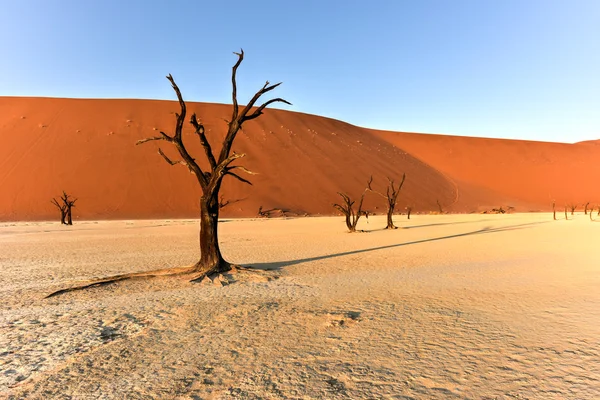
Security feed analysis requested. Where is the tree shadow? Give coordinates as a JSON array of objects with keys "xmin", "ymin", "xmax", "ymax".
[
  {"xmin": 246, "ymin": 221, "xmax": 548, "ymax": 271},
  {"xmin": 399, "ymin": 218, "xmax": 498, "ymax": 230}
]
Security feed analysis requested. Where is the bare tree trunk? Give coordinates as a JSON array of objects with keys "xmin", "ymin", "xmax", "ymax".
[
  {"xmin": 407, "ymin": 206, "xmax": 412, "ymax": 220},
  {"xmin": 345, "ymin": 214, "xmax": 353, "ymax": 232},
  {"xmin": 552, "ymin": 201, "xmax": 556, "ymax": 220},
  {"xmin": 66, "ymin": 208, "xmax": 73, "ymax": 225},
  {"xmin": 584, "ymin": 202, "xmax": 590, "ymax": 215},
  {"xmin": 386, "ymin": 207, "xmax": 395, "ymax": 229},
  {"xmin": 195, "ymin": 195, "xmax": 228, "ymax": 276},
  {"xmin": 565, "ymin": 206, "xmax": 568, "ymax": 220}
]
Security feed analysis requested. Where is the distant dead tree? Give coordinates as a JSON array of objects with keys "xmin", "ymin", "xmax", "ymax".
[
  {"xmin": 584, "ymin": 202, "xmax": 590, "ymax": 215},
  {"xmin": 333, "ymin": 183, "xmax": 369, "ymax": 232},
  {"xmin": 564, "ymin": 206, "xmax": 568, "ymax": 220},
  {"xmin": 436, "ymin": 199, "xmax": 444, "ymax": 214},
  {"xmin": 590, "ymin": 206, "xmax": 594, "ymax": 221},
  {"xmin": 46, "ymin": 50, "xmax": 290, "ymax": 297},
  {"xmin": 51, "ymin": 191, "xmax": 76, "ymax": 225},
  {"xmin": 51, "ymin": 197, "xmax": 67, "ymax": 225},
  {"xmin": 61, "ymin": 191, "xmax": 77, "ymax": 225},
  {"xmin": 552, "ymin": 201, "xmax": 556, "ymax": 221},
  {"xmin": 569, "ymin": 203, "xmax": 577, "ymax": 215},
  {"xmin": 367, "ymin": 174, "xmax": 406, "ymax": 229},
  {"xmin": 406, "ymin": 206, "xmax": 412, "ymax": 220},
  {"xmin": 218, "ymin": 195, "xmax": 244, "ymax": 210},
  {"xmin": 257, "ymin": 206, "xmax": 287, "ymax": 218}
]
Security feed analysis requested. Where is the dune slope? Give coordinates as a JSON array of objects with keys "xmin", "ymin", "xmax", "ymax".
[
  {"xmin": 1, "ymin": 97, "xmax": 598, "ymax": 220},
  {"xmin": 0, "ymin": 97, "xmax": 455, "ymax": 220},
  {"xmin": 371, "ymin": 130, "xmax": 600, "ymax": 212}
]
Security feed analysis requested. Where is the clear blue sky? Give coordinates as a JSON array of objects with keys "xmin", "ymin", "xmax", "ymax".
[{"xmin": 1, "ymin": 0, "xmax": 598, "ymax": 143}]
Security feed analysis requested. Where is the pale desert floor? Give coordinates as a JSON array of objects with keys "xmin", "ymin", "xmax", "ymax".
[{"xmin": 0, "ymin": 214, "xmax": 599, "ymax": 399}]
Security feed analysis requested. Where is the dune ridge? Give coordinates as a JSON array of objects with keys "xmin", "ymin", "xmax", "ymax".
[{"xmin": 1, "ymin": 97, "xmax": 598, "ymax": 221}]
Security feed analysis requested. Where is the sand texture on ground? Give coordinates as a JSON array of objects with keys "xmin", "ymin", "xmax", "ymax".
[
  {"xmin": 2, "ymin": 97, "xmax": 600, "ymax": 221},
  {"xmin": 1, "ymin": 214, "xmax": 598, "ymax": 399}
]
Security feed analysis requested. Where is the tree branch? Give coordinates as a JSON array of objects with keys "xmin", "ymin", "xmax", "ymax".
[
  {"xmin": 136, "ymin": 131, "xmax": 172, "ymax": 145},
  {"xmin": 190, "ymin": 113, "xmax": 217, "ymax": 170},
  {"xmin": 242, "ymin": 98, "xmax": 293, "ymax": 122},
  {"xmin": 226, "ymin": 171, "xmax": 253, "ymax": 185},
  {"xmin": 158, "ymin": 148, "xmax": 187, "ymax": 168},
  {"xmin": 231, "ymin": 49, "xmax": 244, "ymax": 122}
]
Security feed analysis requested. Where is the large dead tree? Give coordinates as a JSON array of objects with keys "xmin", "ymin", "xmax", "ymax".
[
  {"xmin": 138, "ymin": 51, "xmax": 289, "ymax": 279},
  {"xmin": 367, "ymin": 174, "xmax": 406, "ymax": 229},
  {"xmin": 46, "ymin": 51, "xmax": 290, "ymax": 297},
  {"xmin": 333, "ymin": 183, "xmax": 369, "ymax": 232}
]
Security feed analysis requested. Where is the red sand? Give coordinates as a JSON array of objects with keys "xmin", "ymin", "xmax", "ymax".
[{"xmin": 1, "ymin": 97, "xmax": 598, "ymax": 220}]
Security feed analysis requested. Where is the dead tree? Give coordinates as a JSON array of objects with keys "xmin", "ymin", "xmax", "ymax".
[
  {"xmin": 61, "ymin": 191, "xmax": 77, "ymax": 225},
  {"xmin": 564, "ymin": 206, "xmax": 568, "ymax": 220},
  {"xmin": 569, "ymin": 203, "xmax": 577, "ymax": 215},
  {"xmin": 46, "ymin": 50, "xmax": 290, "ymax": 297},
  {"xmin": 51, "ymin": 198, "xmax": 67, "ymax": 225},
  {"xmin": 552, "ymin": 201, "xmax": 556, "ymax": 221},
  {"xmin": 584, "ymin": 202, "xmax": 590, "ymax": 215},
  {"xmin": 436, "ymin": 199, "xmax": 444, "ymax": 214},
  {"xmin": 333, "ymin": 184, "xmax": 369, "ymax": 232},
  {"xmin": 137, "ymin": 51, "xmax": 289, "ymax": 279},
  {"xmin": 590, "ymin": 206, "xmax": 594, "ymax": 221},
  {"xmin": 367, "ymin": 174, "xmax": 406, "ymax": 229},
  {"xmin": 406, "ymin": 206, "xmax": 412, "ymax": 220}
]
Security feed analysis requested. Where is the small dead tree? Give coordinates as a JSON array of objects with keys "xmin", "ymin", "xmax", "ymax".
[
  {"xmin": 51, "ymin": 197, "xmax": 67, "ymax": 225},
  {"xmin": 436, "ymin": 199, "xmax": 444, "ymax": 214},
  {"xmin": 406, "ymin": 206, "xmax": 412, "ymax": 220},
  {"xmin": 552, "ymin": 200, "xmax": 556, "ymax": 221},
  {"xmin": 569, "ymin": 203, "xmax": 577, "ymax": 215},
  {"xmin": 61, "ymin": 191, "xmax": 77, "ymax": 225},
  {"xmin": 333, "ymin": 184, "xmax": 369, "ymax": 232},
  {"xmin": 584, "ymin": 202, "xmax": 590, "ymax": 215},
  {"xmin": 46, "ymin": 50, "xmax": 290, "ymax": 297},
  {"xmin": 367, "ymin": 174, "xmax": 406, "ymax": 229},
  {"xmin": 590, "ymin": 206, "xmax": 594, "ymax": 221},
  {"xmin": 564, "ymin": 205, "xmax": 568, "ymax": 220}
]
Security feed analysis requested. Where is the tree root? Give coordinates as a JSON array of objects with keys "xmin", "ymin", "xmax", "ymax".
[
  {"xmin": 44, "ymin": 264, "xmax": 262, "ymax": 299},
  {"xmin": 45, "ymin": 265, "xmax": 198, "ymax": 299}
]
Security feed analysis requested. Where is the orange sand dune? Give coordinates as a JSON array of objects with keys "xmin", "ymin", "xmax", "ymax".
[
  {"xmin": 370, "ymin": 130, "xmax": 600, "ymax": 212},
  {"xmin": 0, "ymin": 97, "xmax": 455, "ymax": 221},
  {"xmin": 0, "ymin": 97, "xmax": 598, "ymax": 220}
]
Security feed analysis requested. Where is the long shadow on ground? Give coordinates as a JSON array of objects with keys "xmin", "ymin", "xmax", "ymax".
[{"xmin": 247, "ymin": 221, "xmax": 549, "ymax": 271}]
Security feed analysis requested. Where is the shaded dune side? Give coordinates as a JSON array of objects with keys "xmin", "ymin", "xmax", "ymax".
[
  {"xmin": 0, "ymin": 97, "xmax": 455, "ymax": 221},
  {"xmin": 370, "ymin": 130, "xmax": 600, "ymax": 212}
]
